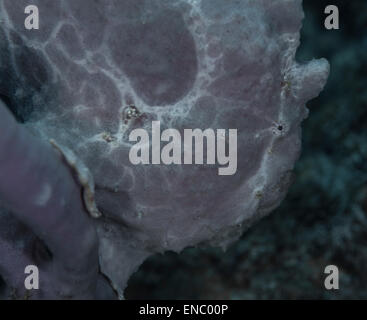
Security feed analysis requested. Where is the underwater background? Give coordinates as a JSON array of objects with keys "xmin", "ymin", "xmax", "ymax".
[{"xmin": 125, "ymin": 0, "xmax": 367, "ymax": 299}]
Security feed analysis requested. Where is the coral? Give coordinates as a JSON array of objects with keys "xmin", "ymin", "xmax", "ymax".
[{"xmin": 0, "ymin": 0, "xmax": 329, "ymax": 298}]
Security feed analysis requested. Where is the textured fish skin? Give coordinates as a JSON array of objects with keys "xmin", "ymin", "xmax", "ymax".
[
  {"xmin": 0, "ymin": 102, "xmax": 117, "ymax": 299},
  {"xmin": 0, "ymin": 0, "xmax": 329, "ymax": 298}
]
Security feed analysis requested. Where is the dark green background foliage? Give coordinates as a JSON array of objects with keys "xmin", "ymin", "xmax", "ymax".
[{"xmin": 126, "ymin": 0, "xmax": 367, "ymax": 299}]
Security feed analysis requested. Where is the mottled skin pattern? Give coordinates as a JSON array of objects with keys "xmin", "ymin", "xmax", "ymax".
[
  {"xmin": 0, "ymin": 102, "xmax": 115, "ymax": 299},
  {"xmin": 0, "ymin": 0, "xmax": 329, "ymax": 298}
]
